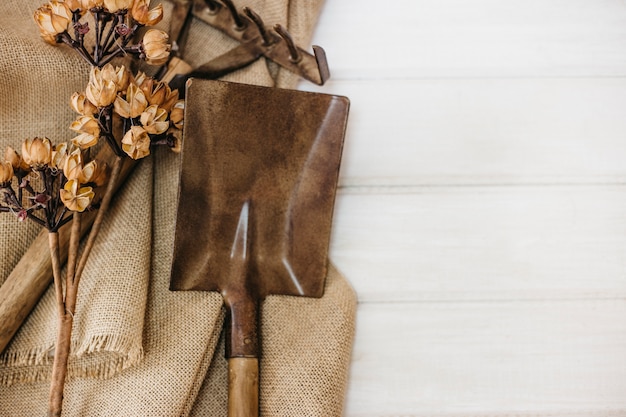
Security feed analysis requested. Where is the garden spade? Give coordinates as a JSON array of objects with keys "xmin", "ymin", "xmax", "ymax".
[{"xmin": 169, "ymin": 79, "xmax": 349, "ymax": 417}]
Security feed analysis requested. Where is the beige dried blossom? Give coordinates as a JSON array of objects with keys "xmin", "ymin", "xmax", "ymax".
[
  {"xmin": 140, "ymin": 105, "xmax": 169, "ymax": 135},
  {"xmin": 40, "ymin": 31, "xmax": 58, "ymax": 45},
  {"xmin": 121, "ymin": 126, "xmax": 150, "ymax": 159},
  {"xmin": 72, "ymin": 134, "xmax": 99, "ymax": 149},
  {"xmin": 142, "ymin": 29, "xmax": 170, "ymax": 65},
  {"xmin": 22, "ymin": 137, "xmax": 53, "ymax": 168},
  {"xmin": 170, "ymin": 99, "xmax": 184, "ymax": 130},
  {"xmin": 81, "ymin": 0, "xmax": 104, "ymax": 9},
  {"xmin": 0, "ymin": 161, "xmax": 13, "ymax": 184},
  {"xmin": 131, "ymin": 0, "xmax": 163, "ymax": 26},
  {"xmin": 103, "ymin": 0, "xmax": 133, "ymax": 12},
  {"xmin": 79, "ymin": 160, "xmax": 107, "ymax": 186},
  {"xmin": 85, "ymin": 66, "xmax": 118, "ymax": 108},
  {"xmin": 5, "ymin": 147, "xmax": 30, "ymax": 172},
  {"xmin": 100, "ymin": 64, "xmax": 130, "ymax": 93},
  {"xmin": 60, "ymin": 179, "xmax": 94, "ymax": 212},
  {"xmin": 138, "ymin": 78, "xmax": 179, "ymax": 111},
  {"xmin": 160, "ymin": 87, "xmax": 179, "ymax": 112},
  {"xmin": 114, "ymin": 82, "xmax": 148, "ymax": 118},
  {"xmin": 34, "ymin": 2, "xmax": 72, "ymax": 38},
  {"xmin": 64, "ymin": 0, "xmax": 83, "ymax": 11},
  {"xmin": 70, "ymin": 92, "xmax": 98, "ymax": 116},
  {"xmin": 132, "ymin": 71, "xmax": 148, "ymax": 86},
  {"xmin": 70, "ymin": 115, "xmax": 100, "ymax": 149},
  {"xmin": 50, "ymin": 142, "xmax": 69, "ymax": 170},
  {"xmin": 62, "ymin": 148, "xmax": 83, "ymax": 180},
  {"xmin": 78, "ymin": 160, "xmax": 105, "ymax": 186},
  {"xmin": 70, "ymin": 115, "xmax": 100, "ymax": 135}
]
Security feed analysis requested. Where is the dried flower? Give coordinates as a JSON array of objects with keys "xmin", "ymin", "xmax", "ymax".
[
  {"xmin": 62, "ymin": 148, "xmax": 83, "ymax": 180},
  {"xmin": 138, "ymin": 78, "xmax": 178, "ymax": 111},
  {"xmin": 33, "ymin": 193, "xmax": 52, "ymax": 208},
  {"xmin": 22, "ymin": 137, "xmax": 53, "ymax": 168},
  {"xmin": 132, "ymin": 71, "xmax": 148, "ymax": 86},
  {"xmin": 140, "ymin": 105, "xmax": 168, "ymax": 135},
  {"xmin": 50, "ymin": 142, "xmax": 69, "ymax": 170},
  {"xmin": 70, "ymin": 115, "xmax": 100, "ymax": 149},
  {"xmin": 103, "ymin": 0, "xmax": 133, "ymax": 12},
  {"xmin": 114, "ymin": 83, "xmax": 147, "ymax": 118},
  {"xmin": 121, "ymin": 126, "xmax": 150, "ymax": 159},
  {"xmin": 170, "ymin": 99, "xmax": 184, "ymax": 130},
  {"xmin": 81, "ymin": 0, "xmax": 104, "ymax": 9},
  {"xmin": 40, "ymin": 31, "xmax": 58, "ymax": 45},
  {"xmin": 70, "ymin": 92, "xmax": 98, "ymax": 116},
  {"xmin": 85, "ymin": 66, "xmax": 118, "ymax": 108},
  {"xmin": 64, "ymin": 0, "xmax": 83, "ymax": 12},
  {"xmin": 17, "ymin": 209, "xmax": 28, "ymax": 222},
  {"xmin": 100, "ymin": 64, "xmax": 130, "ymax": 93},
  {"xmin": 131, "ymin": 0, "xmax": 163, "ymax": 26},
  {"xmin": 78, "ymin": 160, "xmax": 107, "ymax": 186},
  {"xmin": 0, "ymin": 161, "xmax": 13, "ymax": 185},
  {"xmin": 141, "ymin": 29, "xmax": 170, "ymax": 65},
  {"xmin": 5, "ymin": 147, "xmax": 31, "ymax": 172},
  {"xmin": 71, "ymin": 134, "xmax": 99, "ymax": 149},
  {"xmin": 34, "ymin": 2, "xmax": 72, "ymax": 39},
  {"xmin": 60, "ymin": 179, "xmax": 94, "ymax": 212}
]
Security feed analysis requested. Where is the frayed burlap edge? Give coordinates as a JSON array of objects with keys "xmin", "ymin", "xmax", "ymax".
[{"xmin": 0, "ymin": 333, "xmax": 143, "ymax": 385}]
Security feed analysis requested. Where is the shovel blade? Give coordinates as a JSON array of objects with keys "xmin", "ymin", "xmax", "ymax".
[{"xmin": 170, "ymin": 79, "xmax": 349, "ymax": 299}]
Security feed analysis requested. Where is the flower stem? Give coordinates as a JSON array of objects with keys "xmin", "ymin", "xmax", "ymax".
[
  {"xmin": 93, "ymin": 10, "xmax": 101, "ymax": 63},
  {"xmin": 100, "ymin": 12, "xmax": 120, "ymax": 59},
  {"xmin": 47, "ymin": 211, "xmax": 82, "ymax": 417},
  {"xmin": 57, "ymin": 32, "xmax": 97, "ymax": 67},
  {"xmin": 47, "ymin": 231, "xmax": 68, "ymax": 417}
]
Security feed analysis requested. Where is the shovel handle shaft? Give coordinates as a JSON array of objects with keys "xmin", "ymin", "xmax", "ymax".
[
  {"xmin": 228, "ymin": 357, "xmax": 259, "ymax": 417},
  {"xmin": 160, "ymin": 57, "xmax": 193, "ymax": 84}
]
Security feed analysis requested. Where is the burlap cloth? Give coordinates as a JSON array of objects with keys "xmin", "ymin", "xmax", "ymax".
[{"xmin": 0, "ymin": 1, "xmax": 357, "ymax": 415}]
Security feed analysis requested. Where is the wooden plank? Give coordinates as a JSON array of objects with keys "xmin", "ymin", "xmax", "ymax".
[
  {"xmin": 330, "ymin": 186, "xmax": 626, "ymax": 303},
  {"xmin": 304, "ymin": 78, "xmax": 626, "ymax": 187},
  {"xmin": 312, "ymin": 0, "xmax": 626, "ymax": 79},
  {"xmin": 346, "ymin": 301, "xmax": 626, "ymax": 417}
]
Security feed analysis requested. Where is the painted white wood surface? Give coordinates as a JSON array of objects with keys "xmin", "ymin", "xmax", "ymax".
[{"xmin": 308, "ymin": 0, "xmax": 626, "ymax": 415}]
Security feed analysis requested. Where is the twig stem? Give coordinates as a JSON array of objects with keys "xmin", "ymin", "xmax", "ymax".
[{"xmin": 47, "ymin": 231, "xmax": 70, "ymax": 417}]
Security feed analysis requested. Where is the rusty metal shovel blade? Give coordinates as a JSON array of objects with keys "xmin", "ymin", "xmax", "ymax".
[{"xmin": 169, "ymin": 79, "xmax": 349, "ymax": 416}]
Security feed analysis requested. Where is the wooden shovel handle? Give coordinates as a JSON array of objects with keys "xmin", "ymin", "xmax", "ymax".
[
  {"xmin": 228, "ymin": 357, "xmax": 259, "ymax": 417},
  {"xmin": 160, "ymin": 56, "xmax": 193, "ymax": 84}
]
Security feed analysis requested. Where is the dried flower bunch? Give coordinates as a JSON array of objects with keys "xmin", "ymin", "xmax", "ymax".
[
  {"xmin": 2, "ymin": 1, "xmax": 184, "ymax": 414},
  {"xmin": 34, "ymin": 0, "xmax": 169, "ymax": 67},
  {"xmin": 71, "ymin": 64, "xmax": 185, "ymax": 160},
  {"xmin": 0, "ymin": 139, "xmax": 106, "ymax": 231}
]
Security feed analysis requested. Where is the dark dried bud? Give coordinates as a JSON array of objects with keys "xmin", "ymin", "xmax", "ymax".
[
  {"xmin": 34, "ymin": 193, "xmax": 52, "ymax": 207},
  {"xmin": 17, "ymin": 209, "xmax": 27, "ymax": 222},
  {"xmin": 115, "ymin": 23, "xmax": 131, "ymax": 36},
  {"xmin": 75, "ymin": 22, "xmax": 90, "ymax": 35}
]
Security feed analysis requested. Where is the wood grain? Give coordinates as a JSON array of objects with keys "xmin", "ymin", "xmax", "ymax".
[
  {"xmin": 304, "ymin": 79, "xmax": 626, "ymax": 187},
  {"xmin": 345, "ymin": 301, "xmax": 626, "ymax": 416},
  {"xmin": 306, "ymin": 1, "xmax": 626, "ymax": 416},
  {"xmin": 228, "ymin": 358, "xmax": 259, "ymax": 417},
  {"xmin": 330, "ymin": 186, "xmax": 626, "ymax": 303},
  {"xmin": 313, "ymin": 0, "xmax": 626, "ymax": 79}
]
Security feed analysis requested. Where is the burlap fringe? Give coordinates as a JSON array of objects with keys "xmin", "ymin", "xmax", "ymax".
[{"xmin": 0, "ymin": 333, "xmax": 143, "ymax": 386}]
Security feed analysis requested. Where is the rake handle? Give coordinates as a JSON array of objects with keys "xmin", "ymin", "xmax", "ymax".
[{"xmin": 228, "ymin": 357, "xmax": 259, "ymax": 417}]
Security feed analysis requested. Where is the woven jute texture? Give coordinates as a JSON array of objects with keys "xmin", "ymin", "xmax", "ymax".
[{"xmin": 0, "ymin": 0, "xmax": 356, "ymax": 415}]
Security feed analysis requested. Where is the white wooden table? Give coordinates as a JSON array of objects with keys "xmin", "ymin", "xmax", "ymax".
[{"xmin": 305, "ymin": 1, "xmax": 626, "ymax": 415}]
